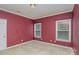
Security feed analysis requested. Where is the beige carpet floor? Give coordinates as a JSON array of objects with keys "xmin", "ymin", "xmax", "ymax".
[{"xmin": 0, "ymin": 40, "xmax": 74, "ymax": 55}]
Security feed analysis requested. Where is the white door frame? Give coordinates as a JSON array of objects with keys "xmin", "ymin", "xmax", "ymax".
[
  {"xmin": 0, "ymin": 19, "xmax": 7, "ymax": 50},
  {"xmin": 56, "ymin": 19, "xmax": 71, "ymax": 42}
]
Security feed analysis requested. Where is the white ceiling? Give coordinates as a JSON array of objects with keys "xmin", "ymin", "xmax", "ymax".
[{"xmin": 0, "ymin": 4, "xmax": 74, "ymax": 19}]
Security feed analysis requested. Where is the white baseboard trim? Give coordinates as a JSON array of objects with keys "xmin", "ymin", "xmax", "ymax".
[
  {"xmin": 35, "ymin": 40, "xmax": 71, "ymax": 48},
  {"xmin": 0, "ymin": 40, "xmax": 32, "ymax": 51},
  {"xmin": 35, "ymin": 40, "xmax": 74, "ymax": 54},
  {"xmin": 0, "ymin": 40, "xmax": 75, "ymax": 55}
]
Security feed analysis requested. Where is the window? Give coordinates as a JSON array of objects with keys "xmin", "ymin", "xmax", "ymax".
[
  {"xmin": 34, "ymin": 23, "xmax": 41, "ymax": 38},
  {"xmin": 56, "ymin": 19, "xmax": 71, "ymax": 42}
]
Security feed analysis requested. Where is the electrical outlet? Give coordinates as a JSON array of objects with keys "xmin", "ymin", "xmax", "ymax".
[
  {"xmin": 50, "ymin": 40, "xmax": 52, "ymax": 42},
  {"xmin": 21, "ymin": 40, "xmax": 23, "ymax": 42},
  {"xmin": 54, "ymin": 40, "xmax": 56, "ymax": 43}
]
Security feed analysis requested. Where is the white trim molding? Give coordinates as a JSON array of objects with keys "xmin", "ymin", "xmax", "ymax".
[
  {"xmin": 0, "ymin": 8, "xmax": 72, "ymax": 19},
  {"xmin": 0, "ymin": 8, "xmax": 31, "ymax": 19},
  {"xmin": 0, "ymin": 40, "xmax": 32, "ymax": 51},
  {"xmin": 34, "ymin": 10, "xmax": 72, "ymax": 19},
  {"xmin": 56, "ymin": 19, "xmax": 71, "ymax": 42}
]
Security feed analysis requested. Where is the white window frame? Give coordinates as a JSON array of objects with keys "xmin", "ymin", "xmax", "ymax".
[
  {"xmin": 56, "ymin": 19, "xmax": 71, "ymax": 42},
  {"xmin": 34, "ymin": 23, "xmax": 42, "ymax": 38}
]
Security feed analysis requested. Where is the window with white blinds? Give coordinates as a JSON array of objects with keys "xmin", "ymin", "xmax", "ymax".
[{"xmin": 56, "ymin": 19, "xmax": 71, "ymax": 42}]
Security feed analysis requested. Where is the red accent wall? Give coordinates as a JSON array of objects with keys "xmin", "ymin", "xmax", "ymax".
[
  {"xmin": 0, "ymin": 10, "xmax": 33, "ymax": 47},
  {"xmin": 72, "ymin": 4, "xmax": 79, "ymax": 55},
  {"xmin": 34, "ymin": 12, "xmax": 73, "ymax": 47}
]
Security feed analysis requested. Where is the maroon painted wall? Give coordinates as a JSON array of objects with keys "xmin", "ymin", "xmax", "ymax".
[
  {"xmin": 0, "ymin": 10, "xmax": 33, "ymax": 47},
  {"xmin": 72, "ymin": 4, "xmax": 79, "ymax": 55},
  {"xmin": 34, "ymin": 12, "xmax": 73, "ymax": 47}
]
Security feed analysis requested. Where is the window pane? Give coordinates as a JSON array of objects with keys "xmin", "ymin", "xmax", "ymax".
[
  {"xmin": 36, "ymin": 24, "xmax": 40, "ymax": 31},
  {"xmin": 36, "ymin": 31, "xmax": 40, "ymax": 36},
  {"xmin": 57, "ymin": 31, "xmax": 69, "ymax": 40},
  {"xmin": 34, "ymin": 23, "xmax": 41, "ymax": 38},
  {"xmin": 58, "ymin": 23, "xmax": 69, "ymax": 31},
  {"xmin": 56, "ymin": 20, "xmax": 71, "ymax": 42}
]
